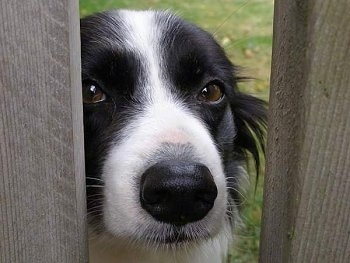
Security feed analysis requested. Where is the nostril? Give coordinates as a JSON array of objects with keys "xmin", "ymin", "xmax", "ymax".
[
  {"xmin": 141, "ymin": 187, "xmax": 168, "ymax": 205},
  {"xmin": 140, "ymin": 160, "xmax": 218, "ymax": 225}
]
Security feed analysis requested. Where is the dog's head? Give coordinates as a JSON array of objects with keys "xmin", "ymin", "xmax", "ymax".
[{"xmin": 81, "ymin": 10, "xmax": 266, "ymax": 248}]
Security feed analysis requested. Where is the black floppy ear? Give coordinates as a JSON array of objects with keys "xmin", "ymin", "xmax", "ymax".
[{"xmin": 230, "ymin": 92, "xmax": 267, "ymax": 179}]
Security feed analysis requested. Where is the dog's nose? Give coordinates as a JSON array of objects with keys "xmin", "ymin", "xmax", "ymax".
[{"xmin": 140, "ymin": 160, "xmax": 217, "ymax": 225}]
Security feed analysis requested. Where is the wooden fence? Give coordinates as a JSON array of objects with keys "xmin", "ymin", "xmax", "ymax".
[
  {"xmin": 0, "ymin": 0, "xmax": 87, "ymax": 262},
  {"xmin": 0, "ymin": 0, "xmax": 349, "ymax": 263},
  {"xmin": 260, "ymin": 1, "xmax": 350, "ymax": 262}
]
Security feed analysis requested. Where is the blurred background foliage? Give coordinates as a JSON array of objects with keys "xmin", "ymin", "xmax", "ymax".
[{"xmin": 80, "ymin": 1, "xmax": 273, "ymax": 262}]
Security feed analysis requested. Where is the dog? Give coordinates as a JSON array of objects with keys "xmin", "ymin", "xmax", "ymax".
[{"xmin": 81, "ymin": 10, "xmax": 266, "ymax": 263}]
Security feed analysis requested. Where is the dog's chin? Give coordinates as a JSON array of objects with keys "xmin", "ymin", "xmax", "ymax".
[
  {"xmin": 142, "ymin": 223, "xmax": 212, "ymax": 246},
  {"xmin": 100, "ymin": 219, "xmax": 224, "ymax": 250}
]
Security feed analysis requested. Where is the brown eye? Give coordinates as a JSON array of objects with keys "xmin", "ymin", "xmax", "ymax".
[
  {"xmin": 82, "ymin": 80, "xmax": 106, "ymax": 104},
  {"xmin": 198, "ymin": 83, "xmax": 224, "ymax": 103}
]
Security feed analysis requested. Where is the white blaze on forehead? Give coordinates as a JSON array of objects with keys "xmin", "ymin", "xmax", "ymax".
[{"xmin": 118, "ymin": 10, "xmax": 169, "ymax": 102}]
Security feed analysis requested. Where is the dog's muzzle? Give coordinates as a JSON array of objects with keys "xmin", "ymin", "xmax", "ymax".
[{"xmin": 140, "ymin": 160, "xmax": 218, "ymax": 225}]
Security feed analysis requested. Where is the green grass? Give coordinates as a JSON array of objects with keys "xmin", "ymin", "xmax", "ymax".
[{"xmin": 80, "ymin": 1, "xmax": 273, "ymax": 262}]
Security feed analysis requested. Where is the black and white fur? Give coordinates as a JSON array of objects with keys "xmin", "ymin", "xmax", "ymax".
[{"xmin": 81, "ymin": 10, "xmax": 266, "ymax": 263}]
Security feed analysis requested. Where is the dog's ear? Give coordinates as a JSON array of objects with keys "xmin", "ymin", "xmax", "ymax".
[{"xmin": 230, "ymin": 91, "xmax": 267, "ymax": 179}]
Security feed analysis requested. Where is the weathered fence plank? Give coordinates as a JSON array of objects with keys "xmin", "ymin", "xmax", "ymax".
[
  {"xmin": 260, "ymin": 1, "xmax": 350, "ymax": 262},
  {"xmin": 0, "ymin": 0, "xmax": 87, "ymax": 262}
]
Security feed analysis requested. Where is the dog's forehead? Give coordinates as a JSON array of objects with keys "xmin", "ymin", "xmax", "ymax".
[
  {"xmin": 116, "ymin": 10, "xmax": 171, "ymax": 51},
  {"xmin": 81, "ymin": 10, "xmax": 186, "ymax": 53},
  {"xmin": 115, "ymin": 10, "xmax": 175, "ymax": 98},
  {"xmin": 81, "ymin": 10, "xmax": 234, "ymax": 99},
  {"xmin": 81, "ymin": 10, "xmax": 223, "ymax": 63}
]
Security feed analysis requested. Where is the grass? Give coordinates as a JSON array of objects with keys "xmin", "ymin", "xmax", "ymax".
[{"xmin": 79, "ymin": 0, "xmax": 273, "ymax": 262}]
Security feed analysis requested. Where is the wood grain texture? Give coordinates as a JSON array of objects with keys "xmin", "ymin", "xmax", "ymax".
[
  {"xmin": 0, "ymin": 0, "xmax": 87, "ymax": 262},
  {"xmin": 260, "ymin": 1, "xmax": 350, "ymax": 262}
]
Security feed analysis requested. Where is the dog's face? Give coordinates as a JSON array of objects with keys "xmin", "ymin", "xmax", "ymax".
[{"xmin": 81, "ymin": 10, "xmax": 265, "ymax": 248}]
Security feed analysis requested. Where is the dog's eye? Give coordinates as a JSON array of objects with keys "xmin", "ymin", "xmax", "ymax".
[
  {"xmin": 82, "ymin": 80, "xmax": 106, "ymax": 104},
  {"xmin": 198, "ymin": 83, "xmax": 224, "ymax": 103}
]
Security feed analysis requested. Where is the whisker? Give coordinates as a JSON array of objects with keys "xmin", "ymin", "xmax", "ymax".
[
  {"xmin": 87, "ymin": 210, "xmax": 103, "ymax": 216},
  {"xmin": 87, "ymin": 193, "xmax": 104, "ymax": 198},
  {"xmin": 86, "ymin": 185, "xmax": 104, "ymax": 188},
  {"xmin": 86, "ymin": 177, "xmax": 105, "ymax": 183},
  {"xmin": 87, "ymin": 199, "xmax": 104, "ymax": 205},
  {"xmin": 226, "ymin": 186, "xmax": 246, "ymax": 196}
]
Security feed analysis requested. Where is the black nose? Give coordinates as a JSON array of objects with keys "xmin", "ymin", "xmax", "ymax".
[{"xmin": 140, "ymin": 160, "xmax": 217, "ymax": 225}]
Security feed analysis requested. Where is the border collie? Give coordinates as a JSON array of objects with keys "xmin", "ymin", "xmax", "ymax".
[{"xmin": 81, "ymin": 10, "xmax": 266, "ymax": 263}]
